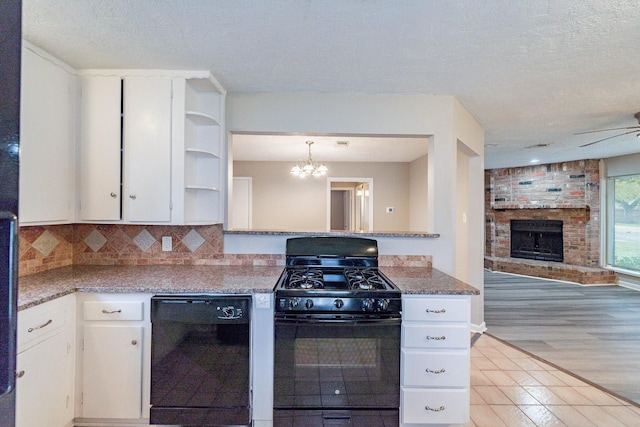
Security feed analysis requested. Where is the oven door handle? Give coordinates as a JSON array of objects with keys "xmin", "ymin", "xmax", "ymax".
[{"xmin": 275, "ymin": 316, "xmax": 401, "ymax": 325}]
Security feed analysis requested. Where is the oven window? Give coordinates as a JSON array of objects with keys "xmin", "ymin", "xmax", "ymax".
[
  {"xmin": 295, "ymin": 338, "xmax": 380, "ymax": 369},
  {"xmin": 274, "ymin": 322, "xmax": 400, "ymax": 410}
]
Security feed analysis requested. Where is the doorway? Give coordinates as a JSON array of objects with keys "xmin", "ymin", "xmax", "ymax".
[{"xmin": 327, "ymin": 178, "xmax": 373, "ymax": 232}]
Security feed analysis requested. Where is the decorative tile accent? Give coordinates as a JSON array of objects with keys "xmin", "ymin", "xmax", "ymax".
[
  {"xmin": 32, "ymin": 230, "xmax": 59, "ymax": 256},
  {"xmin": 84, "ymin": 229, "xmax": 107, "ymax": 252},
  {"xmin": 133, "ymin": 229, "xmax": 156, "ymax": 252},
  {"xmin": 182, "ymin": 229, "xmax": 205, "ymax": 252}
]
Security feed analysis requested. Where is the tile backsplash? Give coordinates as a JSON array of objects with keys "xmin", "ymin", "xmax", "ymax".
[
  {"xmin": 19, "ymin": 224, "xmax": 432, "ymax": 276},
  {"xmin": 20, "ymin": 223, "xmax": 230, "ymax": 276}
]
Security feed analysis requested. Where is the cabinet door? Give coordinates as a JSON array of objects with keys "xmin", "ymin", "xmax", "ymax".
[
  {"xmin": 16, "ymin": 332, "xmax": 70, "ymax": 427},
  {"xmin": 19, "ymin": 47, "xmax": 73, "ymax": 224},
  {"xmin": 79, "ymin": 76, "xmax": 122, "ymax": 221},
  {"xmin": 82, "ymin": 325, "xmax": 143, "ymax": 419},
  {"xmin": 123, "ymin": 78, "xmax": 172, "ymax": 222}
]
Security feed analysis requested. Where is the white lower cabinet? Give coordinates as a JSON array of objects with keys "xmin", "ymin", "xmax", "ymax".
[
  {"xmin": 75, "ymin": 293, "xmax": 152, "ymax": 424},
  {"xmin": 400, "ymin": 295, "xmax": 471, "ymax": 426},
  {"xmin": 82, "ymin": 325, "xmax": 144, "ymax": 418},
  {"xmin": 16, "ymin": 294, "xmax": 75, "ymax": 427}
]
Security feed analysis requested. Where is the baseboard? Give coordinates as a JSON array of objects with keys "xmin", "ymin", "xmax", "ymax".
[{"xmin": 471, "ymin": 321, "xmax": 486, "ymax": 334}]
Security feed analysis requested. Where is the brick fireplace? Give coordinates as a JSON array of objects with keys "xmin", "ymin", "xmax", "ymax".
[{"xmin": 485, "ymin": 159, "xmax": 617, "ymax": 285}]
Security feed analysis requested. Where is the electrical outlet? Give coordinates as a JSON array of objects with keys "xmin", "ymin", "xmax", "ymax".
[
  {"xmin": 386, "ymin": 207, "xmax": 394, "ymax": 214},
  {"xmin": 161, "ymin": 236, "xmax": 172, "ymax": 251}
]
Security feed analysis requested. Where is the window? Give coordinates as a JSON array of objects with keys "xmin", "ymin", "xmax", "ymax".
[{"xmin": 608, "ymin": 175, "xmax": 640, "ymax": 273}]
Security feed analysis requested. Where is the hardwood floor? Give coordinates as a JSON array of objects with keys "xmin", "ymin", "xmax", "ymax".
[{"xmin": 484, "ymin": 270, "xmax": 640, "ymax": 405}]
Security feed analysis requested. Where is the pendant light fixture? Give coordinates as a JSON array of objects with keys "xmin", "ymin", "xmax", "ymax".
[{"xmin": 290, "ymin": 141, "xmax": 328, "ymax": 177}]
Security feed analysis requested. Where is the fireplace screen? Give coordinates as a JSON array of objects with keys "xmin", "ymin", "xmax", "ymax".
[{"xmin": 510, "ymin": 219, "xmax": 563, "ymax": 262}]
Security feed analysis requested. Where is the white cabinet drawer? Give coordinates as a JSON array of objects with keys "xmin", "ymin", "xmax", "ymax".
[
  {"xmin": 403, "ymin": 297, "xmax": 470, "ymax": 322},
  {"xmin": 401, "ymin": 350, "xmax": 469, "ymax": 387},
  {"xmin": 18, "ymin": 299, "xmax": 69, "ymax": 352},
  {"xmin": 402, "ymin": 323, "xmax": 469, "ymax": 349},
  {"xmin": 401, "ymin": 387, "xmax": 469, "ymax": 425},
  {"xmin": 84, "ymin": 301, "xmax": 144, "ymax": 321}
]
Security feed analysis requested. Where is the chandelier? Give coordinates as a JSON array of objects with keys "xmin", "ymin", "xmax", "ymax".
[{"xmin": 290, "ymin": 141, "xmax": 328, "ymax": 177}]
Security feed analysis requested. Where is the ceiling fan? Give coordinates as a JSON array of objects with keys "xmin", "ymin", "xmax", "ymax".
[{"xmin": 576, "ymin": 112, "xmax": 640, "ymax": 147}]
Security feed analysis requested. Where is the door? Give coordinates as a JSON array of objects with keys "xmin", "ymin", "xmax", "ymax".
[
  {"xmin": 232, "ymin": 177, "xmax": 252, "ymax": 229},
  {"xmin": 79, "ymin": 76, "xmax": 122, "ymax": 221},
  {"xmin": 330, "ymin": 189, "xmax": 351, "ymax": 231},
  {"xmin": 82, "ymin": 325, "xmax": 143, "ymax": 419},
  {"xmin": 123, "ymin": 77, "xmax": 172, "ymax": 222}
]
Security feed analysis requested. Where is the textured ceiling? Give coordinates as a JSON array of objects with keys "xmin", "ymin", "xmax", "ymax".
[{"xmin": 22, "ymin": 0, "xmax": 640, "ymax": 168}]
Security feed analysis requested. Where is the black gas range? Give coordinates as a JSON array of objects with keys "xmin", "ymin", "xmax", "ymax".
[
  {"xmin": 273, "ymin": 237, "xmax": 402, "ymax": 426},
  {"xmin": 274, "ymin": 236, "xmax": 402, "ymax": 316}
]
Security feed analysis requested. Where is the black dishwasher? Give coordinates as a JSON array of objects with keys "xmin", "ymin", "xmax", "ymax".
[{"xmin": 150, "ymin": 295, "xmax": 251, "ymax": 426}]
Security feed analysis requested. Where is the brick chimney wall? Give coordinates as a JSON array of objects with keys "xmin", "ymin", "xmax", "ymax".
[{"xmin": 485, "ymin": 160, "xmax": 601, "ymax": 268}]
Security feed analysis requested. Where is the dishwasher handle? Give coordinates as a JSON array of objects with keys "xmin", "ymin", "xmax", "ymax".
[{"xmin": 151, "ymin": 295, "xmax": 251, "ymax": 324}]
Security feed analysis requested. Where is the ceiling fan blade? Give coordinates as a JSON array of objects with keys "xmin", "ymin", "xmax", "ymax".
[
  {"xmin": 575, "ymin": 126, "xmax": 640, "ymax": 135},
  {"xmin": 579, "ymin": 129, "xmax": 640, "ymax": 147}
]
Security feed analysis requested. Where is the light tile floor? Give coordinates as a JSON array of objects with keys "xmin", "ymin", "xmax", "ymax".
[{"xmin": 468, "ymin": 335, "xmax": 640, "ymax": 426}]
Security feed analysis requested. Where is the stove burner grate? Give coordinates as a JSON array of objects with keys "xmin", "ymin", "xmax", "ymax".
[
  {"xmin": 344, "ymin": 268, "xmax": 388, "ymax": 291},
  {"xmin": 287, "ymin": 268, "xmax": 324, "ymax": 290}
]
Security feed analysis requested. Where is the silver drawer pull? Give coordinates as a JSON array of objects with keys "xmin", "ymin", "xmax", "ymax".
[
  {"xmin": 426, "ymin": 368, "xmax": 446, "ymax": 374},
  {"xmin": 426, "ymin": 308, "xmax": 446, "ymax": 314},
  {"xmin": 16, "ymin": 370, "xmax": 25, "ymax": 379},
  {"xmin": 102, "ymin": 309, "xmax": 122, "ymax": 314},
  {"xmin": 28, "ymin": 319, "xmax": 52, "ymax": 332},
  {"xmin": 110, "ymin": 192, "xmax": 117, "ymax": 198},
  {"xmin": 425, "ymin": 405, "xmax": 445, "ymax": 412},
  {"xmin": 426, "ymin": 335, "xmax": 446, "ymax": 341},
  {"xmin": 131, "ymin": 340, "xmax": 138, "ymax": 346}
]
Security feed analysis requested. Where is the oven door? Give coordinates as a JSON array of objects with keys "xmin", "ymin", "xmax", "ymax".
[{"xmin": 274, "ymin": 316, "xmax": 400, "ymax": 413}]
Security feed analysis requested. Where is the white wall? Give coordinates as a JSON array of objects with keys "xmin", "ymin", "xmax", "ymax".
[
  {"xmin": 225, "ymin": 92, "xmax": 485, "ymax": 330},
  {"xmin": 233, "ymin": 160, "xmax": 412, "ymax": 231},
  {"xmin": 409, "ymin": 154, "xmax": 428, "ymax": 230}
]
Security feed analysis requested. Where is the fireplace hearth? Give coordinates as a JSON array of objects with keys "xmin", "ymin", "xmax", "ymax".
[{"xmin": 510, "ymin": 219, "xmax": 563, "ymax": 262}]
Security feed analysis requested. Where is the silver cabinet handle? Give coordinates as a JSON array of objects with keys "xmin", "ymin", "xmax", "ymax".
[
  {"xmin": 131, "ymin": 340, "xmax": 138, "ymax": 346},
  {"xmin": 425, "ymin": 406, "xmax": 445, "ymax": 412},
  {"xmin": 129, "ymin": 194, "xmax": 136, "ymax": 199},
  {"xmin": 102, "ymin": 309, "xmax": 122, "ymax": 314},
  {"xmin": 16, "ymin": 370, "xmax": 25, "ymax": 379},
  {"xmin": 110, "ymin": 192, "xmax": 117, "ymax": 198},
  {"xmin": 28, "ymin": 319, "xmax": 52, "ymax": 332},
  {"xmin": 426, "ymin": 368, "xmax": 446, "ymax": 374},
  {"xmin": 426, "ymin": 335, "xmax": 446, "ymax": 341},
  {"xmin": 426, "ymin": 308, "xmax": 446, "ymax": 314}
]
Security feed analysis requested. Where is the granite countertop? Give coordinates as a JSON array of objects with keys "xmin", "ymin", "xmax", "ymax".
[
  {"xmin": 18, "ymin": 264, "xmax": 479, "ymax": 311},
  {"xmin": 17, "ymin": 265, "xmax": 285, "ymax": 311},
  {"xmin": 224, "ymin": 229, "xmax": 441, "ymax": 238}
]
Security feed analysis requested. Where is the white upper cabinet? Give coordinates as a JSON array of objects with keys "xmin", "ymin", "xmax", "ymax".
[
  {"xmin": 78, "ymin": 76, "xmax": 122, "ymax": 221},
  {"xmin": 79, "ymin": 75, "xmax": 173, "ymax": 223},
  {"xmin": 172, "ymin": 77, "xmax": 225, "ymax": 224},
  {"xmin": 78, "ymin": 72, "xmax": 225, "ymax": 224},
  {"xmin": 122, "ymin": 77, "xmax": 173, "ymax": 223},
  {"xmin": 19, "ymin": 44, "xmax": 75, "ymax": 224}
]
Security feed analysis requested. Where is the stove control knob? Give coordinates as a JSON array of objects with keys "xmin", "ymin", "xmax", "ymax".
[
  {"xmin": 305, "ymin": 299, "xmax": 314, "ymax": 309},
  {"xmin": 377, "ymin": 299, "xmax": 389, "ymax": 311},
  {"xmin": 362, "ymin": 298, "xmax": 375, "ymax": 312},
  {"xmin": 333, "ymin": 299, "xmax": 344, "ymax": 309},
  {"xmin": 289, "ymin": 298, "xmax": 299, "ymax": 309}
]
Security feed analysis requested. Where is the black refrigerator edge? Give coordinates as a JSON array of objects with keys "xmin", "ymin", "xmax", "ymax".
[{"xmin": 0, "ymin": 0, "xmax": 22, "ymax": 426}]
